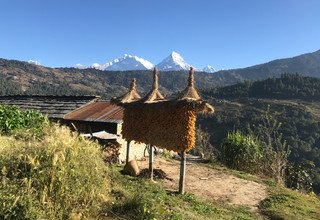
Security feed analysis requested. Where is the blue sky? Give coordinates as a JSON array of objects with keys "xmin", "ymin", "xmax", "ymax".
[{"xmin": 0, "ymin": 0, "xmax": 319, "ymax": 69}]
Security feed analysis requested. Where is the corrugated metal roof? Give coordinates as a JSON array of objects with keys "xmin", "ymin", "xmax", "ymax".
[
  {"xmin": 64, "ymin": 101, "xmax": 123, "ymax": 123},
  {"xmin": 0, "ymin": 95, "xmax": 99, "ymax": 119}
]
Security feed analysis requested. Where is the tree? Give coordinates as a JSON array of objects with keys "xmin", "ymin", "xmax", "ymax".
[{"xmin": 251, "ymin": 105, "xmax": 291, "ymax": 185}]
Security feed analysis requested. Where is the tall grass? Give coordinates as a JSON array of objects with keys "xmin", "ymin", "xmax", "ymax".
[{"xmin": 0, "ymin": 125, "xmax": 109, "ymax": 219}]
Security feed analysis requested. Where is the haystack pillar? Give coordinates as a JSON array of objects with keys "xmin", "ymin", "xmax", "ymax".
[
  {"xmin": 149, "ymin": 145, "xmax": 154, "ymax": 181},
  {"xmin": 126, "ymin": 141, "xmax": 131, "ymax": 164},
  {"xmin": 179, "ymin": 150, "xmax": 186, "ymax": 194}
]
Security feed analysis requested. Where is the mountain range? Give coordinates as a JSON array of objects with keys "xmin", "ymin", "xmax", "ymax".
[
  {"xmin": 0, "ymin": 49, "xmax": 320, "ymax": 99},
  {"xmin": 84, "ymin": 51, "xmax": 215, "ymax": 72}
]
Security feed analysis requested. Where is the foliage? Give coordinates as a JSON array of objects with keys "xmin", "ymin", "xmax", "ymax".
[
  {"xmin": 250, "ymin": 105, "xmax": 291, "ymax": 185},
  {"xmin": 0, "ymin": 125, "xmax": 109, "ymax": 219},
  {"xmin": 199, "ymin": 74, "xmax": 320, "ymax": 193},
  {"xmin": 0, "ymin": 104, "xmax": 49, "ymax": 136},
  {"xmin": 285, "ymin": 160, "xmax": 315, "ymax": 193},
  {"xmin": 191, "ymin": 126, "xmax": 214, "ymax": 159},
  {"xmin": 219, "ymin": 131, "xmax": 261, "ymax": 173}
]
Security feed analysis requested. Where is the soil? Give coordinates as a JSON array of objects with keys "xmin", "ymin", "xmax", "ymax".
[{"xmin": 137, "ymin": 157, "xmax": 268, "ymax": 211}]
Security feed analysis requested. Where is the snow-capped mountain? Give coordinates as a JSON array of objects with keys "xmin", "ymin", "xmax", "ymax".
[
  {"xmin": 202, "ymin": 65, "xmax": 216, "ymax": 73},
  {"xmin": 157, "ymin": 51, "xmax": 192, "ymax": 71},
  {"xmin": 91, "ymin": 54, "xmax": 154, "ymax": 71},
  {"xmin": 76, "ymin": 51, "xmax": 211, "ymax": 72},
  {"xmin": 28, "ymin": 60, "xmax": 41, "ymax": 66}
]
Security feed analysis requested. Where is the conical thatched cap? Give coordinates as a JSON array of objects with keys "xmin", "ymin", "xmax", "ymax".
[
  {"xmin": 112, "ymin": 78, "xmax": 141, "ymax": 104},
  {"xmin": 141, "ymin": 67, "xmax": 165, "ymax": 103},
  {"xmin": 176, "ymin": 67, "xmax": 201, "ymax": 100}
]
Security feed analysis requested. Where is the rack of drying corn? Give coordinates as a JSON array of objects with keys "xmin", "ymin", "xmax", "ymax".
[{"xmin": 112, "ymin": 67, "xmax": 213, "ymax": 153}]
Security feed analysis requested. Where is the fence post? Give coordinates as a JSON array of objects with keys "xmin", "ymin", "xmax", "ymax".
[
  {"xmin": 149, "ymin": 145, "xmax": 154, "ymax": 181},
  {"xmin": 179, "ymin": 150, "xmax": 186, "ymax": 194},
  {"xmin": 126, "ymin": 141, "xmax": 131, "ymax": 164}
]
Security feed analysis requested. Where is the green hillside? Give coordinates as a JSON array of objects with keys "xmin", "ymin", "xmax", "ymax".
[{"xmin": 199, "ymin": 74, "xmax": 320, "ymax": 194}]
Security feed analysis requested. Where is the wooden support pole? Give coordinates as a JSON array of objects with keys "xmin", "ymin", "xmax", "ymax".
[
  {"xmin": 149, "ymin": 145, "xmax": 154, "ymax": 181},
  {"xmin": 179, "ymin": 150, "xmax": 186, "ymax": 194},
  {"xmin": 126, "ymin": 141, "xmax": 131, "ymax": 164}
]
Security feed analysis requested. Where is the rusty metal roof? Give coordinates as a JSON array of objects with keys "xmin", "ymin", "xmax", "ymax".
[{"xmin": 64, "ymin": 100, "xmax": 123, "ymax": 123}]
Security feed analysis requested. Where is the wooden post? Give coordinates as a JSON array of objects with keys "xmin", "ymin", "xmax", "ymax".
[
  {"xmin": 126, "ymin": 141, "xmax": 131, "ymax": 164},
  {"xmin": 179, "ymin": 150, "xmax": 186, "ymax": 194},
  {"xmin": 149, "ymin": 145, "xmax": 154, "ymax": 181}
]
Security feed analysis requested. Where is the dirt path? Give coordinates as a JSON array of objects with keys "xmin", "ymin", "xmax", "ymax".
[{"xmin": 137, "ymin": 158, "xmax": 267, "ymax": 211}]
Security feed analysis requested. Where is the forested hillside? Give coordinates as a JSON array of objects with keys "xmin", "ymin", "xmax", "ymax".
[
  {"xmin": 199, "ymin": 74, "xmax": 320, "ymax": 193},
  {"xmin": 203, "ymin": 73, "xmax": 320, "ymax": 100},
  {"xmin": 0, "ymin": 58, "xmax": 226, "ymax": 98},
  {"xmin": 1, "ymin": 49, "xmax": 320, "ymax": 98}
]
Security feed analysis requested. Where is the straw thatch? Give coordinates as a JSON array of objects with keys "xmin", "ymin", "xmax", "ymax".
[
  {"xmin": 176, "ymin": 67, "xmax": 201, "ymax": 100},
  {"xmin": 112, "ymin": 78, "xmax": 141, "ymax": 104},
  {"xmin": 141, "ymin": 67, "xmax": 165, "ymax": 103}
]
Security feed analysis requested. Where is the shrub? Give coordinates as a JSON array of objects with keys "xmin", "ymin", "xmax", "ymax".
[
  {"xmin": 0, "ymin": 125, "xmax": 109, "ymax": 219},
  {"xmin": 0, "ymin": 104, "xmax": 49, "ymax": 136},
  {"xmin": 219, "ymin": 131, "xmax": 261, "ymax": 173}
]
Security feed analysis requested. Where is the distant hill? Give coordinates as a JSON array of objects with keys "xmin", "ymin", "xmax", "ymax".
[
  {"xmin": 0, "ymin": 58, "xmax": 231, "ymax": 98},
  {"xmin": 214, "ymin": 49, "xmax": 320, "ymax": 81},
  {"xmin": 0, "ymin": 49, "xmax": 320, "ymax": 98},
  {"xmin": 202, "ymin": 73, "xmax": 320, "ymax": 101}
]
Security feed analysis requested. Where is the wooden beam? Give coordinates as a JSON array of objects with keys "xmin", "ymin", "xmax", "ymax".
[
  {"xmin": 126, "ymin": 141, "xmax": 131, "ymax": 164},
  {"xmin": 179, "ymin": 150, "xmax": 186, "ymax": 194},
  {"xmin": 149, "ymin": 145, "xmax": 154, "ymax": 181}
]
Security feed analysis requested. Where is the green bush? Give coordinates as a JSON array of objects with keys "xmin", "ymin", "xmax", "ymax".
[
  {"xmin": 0, "ymin": 104, "xmax": 48, "ymax": 136},
  {"xmin": 0, "ymin": 125, "xmax": 109, "ymax": 219},
  {"xmin": 219, "ymin": 131, "xmax": 261, "ymax": 173}
]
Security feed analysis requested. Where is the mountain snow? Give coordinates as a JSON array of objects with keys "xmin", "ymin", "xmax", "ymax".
[
  {"xmin": 91, "ymin": 54, "xmax": 154, "ymax": 71},
  {"xmin": 77, "ymin": 51, "xmax": 215, "ymax": 72},
  {"xmin": 157, "ymin": 51, "xmax": 192, "ymax": 71},
  {"xmin": 28, "ymin": 60, "xmax": 41, "ymax": 66},
  {"xmin": 202, "ymin": 65, "xmax": 216, "ymax": 73}
]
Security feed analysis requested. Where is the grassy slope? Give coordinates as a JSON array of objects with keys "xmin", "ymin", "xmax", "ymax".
[
  {"xmin": 104, "ymin": 163, "xmax": 320, "ymax": 220},
  {"xmin": 105, "ymin": 166, "xmax": 259, "ymax": 220}
]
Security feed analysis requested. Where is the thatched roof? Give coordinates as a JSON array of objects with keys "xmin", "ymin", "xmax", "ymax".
[
  {"xmin": 112, "ymin": 78, "xmax": 141, "ymax": 104},
  {"xmin": 141, "ymin": 67, "xmax": 165, "ymax": 103},
  {"xmin": 176, "ymin": 67, "xmax": 201, "ymax": 101},
  {"xmin": 113, "ymin": 67, "xmax": 214, "ymax": 113}
]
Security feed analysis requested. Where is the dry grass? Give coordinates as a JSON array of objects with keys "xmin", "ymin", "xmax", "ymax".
[{"xmin": 0, "ymin": 125, "xmax": 109, "ymax": 219}]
